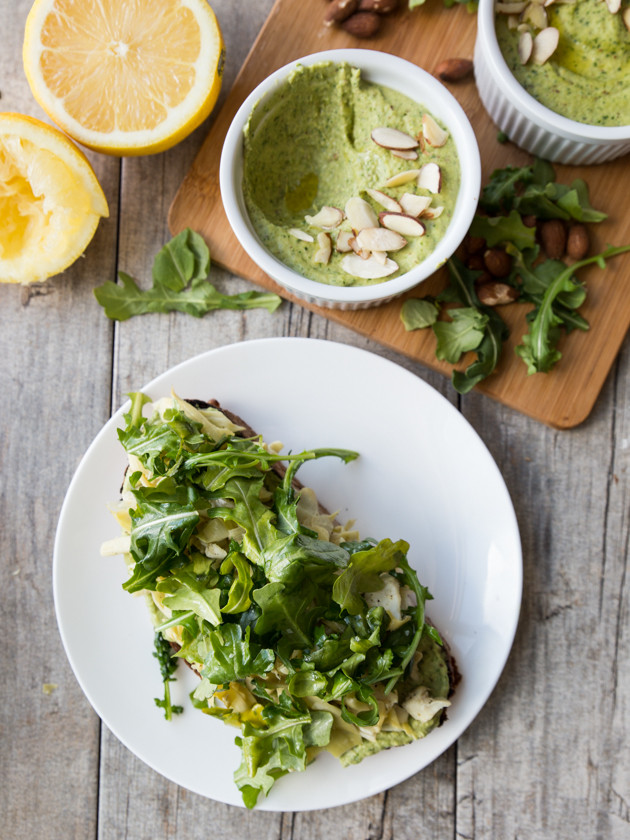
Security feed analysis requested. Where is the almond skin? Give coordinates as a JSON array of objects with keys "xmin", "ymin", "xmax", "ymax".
[
  {"xmin": 358, "ymin": 0, "xmax": 399, "ymax": 12},
  {"xmin": 465, "ymin": 235, "xmax": 486, "ymax": 255},
  {"xmin": 434, "ymin": 58, "xmax": 474, "ymax": 82},
  {"xmin": 476, "ymin": 282, "xmax": 519, "ymax": 306},
  {"xmin": 483, "ymin": 248, "xmax": 512, "ymax": 278},
  {"xmin": 540, "ymin": 219, "xmax": 567, "ymax": 260},
  {"xmin": 341, "ymin": 10, "xmax": 381, "ymax": 36},
  {"xmin": 324, "ymin": 0, "xmax": 358, "ymax": 25},
  {"xmin": 566, "ymin": 224, "xmax": 590, "ymax": 261}
]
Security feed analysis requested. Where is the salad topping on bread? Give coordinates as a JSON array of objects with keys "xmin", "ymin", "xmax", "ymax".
[{"xmin": 102, "ymin": 392, "xmax": 457, "ymax": 807}]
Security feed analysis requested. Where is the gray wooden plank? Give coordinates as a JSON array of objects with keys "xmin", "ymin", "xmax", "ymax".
[
  {"xmin": 456, "ymin": 338, "xmax": 630, "ymax": 839},
  {"xmin": 0, "ymin": 3, "xmax": 120, "ymax": 837}
]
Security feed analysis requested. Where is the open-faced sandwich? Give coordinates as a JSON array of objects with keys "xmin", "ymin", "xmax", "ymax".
[{"xmin": 101, "ymin": 392, "xmax": 458, "ymax": 808}]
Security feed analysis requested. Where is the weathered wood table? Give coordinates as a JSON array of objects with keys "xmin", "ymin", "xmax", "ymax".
[{"xmin": 2, "ymin": 1, "xmax": 629, "ymax": 837}]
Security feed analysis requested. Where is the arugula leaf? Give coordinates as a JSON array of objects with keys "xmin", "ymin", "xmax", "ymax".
[
  {"xmin": 123, "ymin": 481, "xmax": 200, "ymax": 592},
  {"xmin": 451, "ymin": 308, "xmax": 509, "ymax": 394},
  {"xmin": 221, "ymin": 549, "xmax": 254, "ymax": 614},
  {"xmin": 253, "ymin": 580, "xmax": 324, "ymax": 646},
  {"xmin": 441, "ymin": 258, "xmax": 510, "ymax": 394},
  {"xmin": 555, "ymin": 180, "xmax": 607, "ymax": 223},
  {"xmin": 480, "ymin": 164, "xmax": 535, "ymax": 214},
  {"xmin": 153, "ymin": 633, "xmax": 183, "ymax": 721},
  {"xmin": 515, "ymin": 245, "xmax": 630, "ymax": 373},
  {"xmin": 333, "ymin": 538, "xmax": 408, "ymax": 615},
  {"xmin": 479, "ymin": 161, "xmax": 606, "ymax": 223},
  {"xmin": 157, "ymin": 571, "xmax": 222, "ymax": 626},
  {"xmin": 400, "ymin": 297, "xmax": 440, "ymax": 331},
  {"xmin": 201, "ymin": 623, "xmax": 275, "ymax": 683},
  {"xmin": 231, "ymin": 704, "xmax": 333, "ymax": 808},
  {"xmin": 469, "ymin": 209, "xmax": 536, "ymax": 250},
  {"xmin": 94, "ymin": 228, "xmax": 282, "ymax": 320},
  {"xmin": 433, "ymin": 306, "xmax": 488, "ymax": 363}
]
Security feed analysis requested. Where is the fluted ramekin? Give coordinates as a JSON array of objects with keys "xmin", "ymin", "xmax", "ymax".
[
  {"xmin": 220, "ymin": 49, "xmax": 480, "ymax": 310},
  {"xmin": 474, "ymin": 0, "xmax": 630, "ymax": 165}
]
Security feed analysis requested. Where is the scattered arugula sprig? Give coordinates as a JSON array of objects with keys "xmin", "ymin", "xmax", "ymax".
[
  {"xmin": 401, "ymin": 160, "xmax": 630, "ymax": 390},
  {"xmin": 402, "ymin": 258, "xmax": 509, "ymax": 394},
  {"xmin": 152, "ymin": 632, "xmax": 184, "ymax": 721},
  {"xmin": 94, "ymin": 228, "xmax": 282, "ymax": 320}
]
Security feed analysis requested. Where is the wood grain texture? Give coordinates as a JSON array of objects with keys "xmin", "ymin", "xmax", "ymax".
[
  {"xmin": 2, "ymin": 0, "xmax": 629, "ymax": 838},
  {"xmin": 169, "ymin": 0, "xmax": 630, "ymax": 430}
]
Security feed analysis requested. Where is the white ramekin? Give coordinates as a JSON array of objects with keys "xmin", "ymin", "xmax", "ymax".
[
  {"xmin": 474, "ymin": 0, "xmax": 630, "ymax": 165},
  {"xmin": 219, "ymin": 49, "xmax": 481, "ymax": 310}
]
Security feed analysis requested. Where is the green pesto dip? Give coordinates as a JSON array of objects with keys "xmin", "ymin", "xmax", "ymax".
[
  {"xmin": 242, "ymin": 62, "xmax": 460, "ymax": 287},
  {"xmin": 496, "ymin": 0, "xmax": 630, "ymax": 127}
]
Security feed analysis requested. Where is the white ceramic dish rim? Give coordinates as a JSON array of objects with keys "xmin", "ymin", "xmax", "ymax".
[
  {"xmin": 477, "ymin": 0, "xmax": 630, "ymax": 141},
  {"xmin": 52, "ymin": 337, "xmax": 523, "ymax": 811},
  {"xmin": 220, "ymin": 49, "xmax": 481, "ymax": 305}
]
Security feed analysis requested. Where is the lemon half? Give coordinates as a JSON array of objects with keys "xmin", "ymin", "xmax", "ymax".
[
  {"xmin": 23, "ymin": 0, "xmax": 225, "ymax": 156},
  {"xmin": 0, "ymin": 112, "xmax": 108, "ymax": 284}
]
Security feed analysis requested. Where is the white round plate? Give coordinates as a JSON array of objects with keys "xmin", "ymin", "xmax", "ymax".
[{"xmin": 53, "ymin": 337, "xmax": 522, "ymax": 811}]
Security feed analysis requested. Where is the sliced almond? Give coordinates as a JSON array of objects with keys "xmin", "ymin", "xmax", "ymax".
[
  {"xmin": 371, "ymin": 126, "xmax": 419, "ymax": 151},
  {"xmin": 399, "ymin": 193, "xmax": 432, "ymax": 217},
  {"xmin": 507, "ymin": 14, "xmax": 521, "ymax": 28},
  {"xmin": 417, "ymin": 162, "xmax": 442, "ymax": 194},
  {"xmin": 379, "ymin": 212, "xmax": 426, "ymax": 237},
  {"xmin": 371, "ymin": 250, "xmax": 388, "ymax": 266},
  {"xmin": 522, "ymin": 2, "xmax": 547, "ymax": 29},
  {"xmin": 382, "ymin": 169, "xmax": 421, "ymax": 188},
  {"xmin": 623, "ymin": 6, "xmax": 630, "ymax": 29},
  {"xmin": 391, "ymin": 148, "xmax": 419, "ymax": 161},
  {"xmin": 518, "ymin": 29, "xmax": 533, "ymax": 64},
  {"xmin": 605, "ymin": 0, "xmax": 621, "ymax": 12},
  {"xmin": 422, "ymin": 114, "xmax": 449, "ymax": 148},
  {"xmin": 289, "ymin": 228, "xmax": 314, "ymax": 243},
  {"xmin": 423, "ymin": 205, "xmax": 444, "ymax": 220},
  {"xmin": 335, "ymin": 230, "xmax": 354, "ymax": 252},
  {"xmin": 495, "ymin": 1, "xmax": 527, "ymax": 11},
  {"xmin": 340, "ymin": 253, "xmax": 399, "ymax": 280},
  {"xmin": 531, "ymin": 26, "xmax": 559, "ymax": 64},
  {"xmin": 355, "ymin": 226, "xmax": 407, "ymax": 252},
  {"xmin": 365, "ymin": 188, "xmax": 403, "ymax": 213},
  {"xmin": 304, "ymin": 205, "xmax": 344, "ymax": 230},
  {"xmin": 348, "ymin": 236, "xmax": 371, "ymax": 259},
  {"xmin": 345, "ymin": 196, "xmax": 379, "ymax": 231},
  {"xmin": 313, "ymin": 232, "xmax": 332, "ymax": 264}
]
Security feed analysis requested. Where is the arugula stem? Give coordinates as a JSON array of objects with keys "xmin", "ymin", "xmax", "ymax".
[
  {"xmin": 531, "ymin": 244, "xmax": 630, "ymax": 363},
  {"xmin": 155, "ymin": 610, "xmax": 195, "ymax": 631}
]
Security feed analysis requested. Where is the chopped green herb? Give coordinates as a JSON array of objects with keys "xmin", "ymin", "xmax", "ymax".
[{"xmin": 153, "ymin": 632, "xmax": 183, "ymax": 721}]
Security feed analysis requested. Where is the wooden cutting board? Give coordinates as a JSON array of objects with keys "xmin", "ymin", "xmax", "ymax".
[{"xmin": 168, "ymin": 0, "xmax": 630, "ymax": 429}]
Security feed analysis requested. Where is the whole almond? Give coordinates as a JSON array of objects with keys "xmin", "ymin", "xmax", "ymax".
[
  {"xmin": 483, "ymin": 248, "xmax": 512, "ymax": 278},
  {"xmin": 466, "ymin": 254, "xmax": 485, "ymax": 272},
  {"xmin": 434, "ymin": 58, "xmax": 474, "ymax": 83},
  {"xmin": 522, "ymin": 214, "xmax": 537, "ymax": 228},
  {"xmin": 358, "ymin": 0, "xmax": 399, "ymax": 12},
  {"xmin": 465, "ymin": 235, "xmax": 486, "ymax": 255},
  {"xmin": 477, "ymin": 282, "xmax": 519, "ymax": 306},
  {"xmin": 341, "ymin": 10, "xmax": 381, "ymax": 37},
  {"xmin": 540, "ymin": 219, "xmax": 566, "ymax": 259},
  {"xmin": 324, "ymin": 0, "xmax": 358, "ymax": 25},
  {"xmin": 566, "ymin": 224, "xmax": 590, "ymax": 261}
]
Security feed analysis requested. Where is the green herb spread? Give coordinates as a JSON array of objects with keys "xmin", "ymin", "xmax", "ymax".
[
  {"xmin": 242, "ymin": 62, "xmax": 460, "ymax": 286},
  {"xmin": 496, "ymin": 0, "xmax": 630, "ymax": 127}
]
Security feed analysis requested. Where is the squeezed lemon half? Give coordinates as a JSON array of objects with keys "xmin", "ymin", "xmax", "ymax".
[
  {"xmin": 0, "ymin": 112, "xmax": 108, "ymax": 284},
  {"xmin": 23, "ymin": 0, "xmax": 225, "ymax": 156}
]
